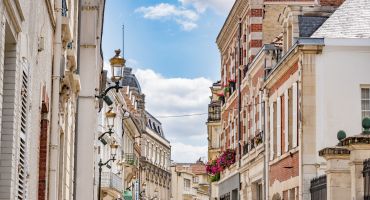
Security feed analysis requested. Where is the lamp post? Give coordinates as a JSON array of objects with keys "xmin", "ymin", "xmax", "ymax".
[
  {"xmin": 98, "ymin": 108, "xmax": 117, "ymax": 145},
  {"xmin": 96, "ymin": 49, "xmax": 126, "ymax": 105},
  {"xmin": 98, "ymin": 140, "xmax": 119, "ymax": 200}
]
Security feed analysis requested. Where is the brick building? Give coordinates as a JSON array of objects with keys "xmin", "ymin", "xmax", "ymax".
[{"xmin": 208, "ymin": 0, "xmax": 370, "ymax": 199}]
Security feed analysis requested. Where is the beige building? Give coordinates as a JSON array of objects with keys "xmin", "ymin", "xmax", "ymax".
[
  {"xmin": 207, "ymin": 81, "xmax": 222, "ymax": 161},
  {"xmin": 171, "ymin": 160, "xmax": 209, "ymax": 200},
  {"xmin": 207, "ymin": 81, "xmax": 222, "ymax": 200},
  {"xmin": 0, "ymin": 0, "xmax": 81, "ymax": 199},
  {"xmin": 140, "ymin": 111, "xmax": 171, "ymax": 200}
]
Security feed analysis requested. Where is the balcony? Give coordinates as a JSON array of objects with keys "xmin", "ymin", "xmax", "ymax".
[
  {"xmin": 208, "ymin": 102, "xmax": 221, "ymax": 122},
  {"xmin": 123, "ymin": 153, "xmax": 138, "ymax": 167},
  {"xmin": 61, "ymin": 0, "xmax": 73, "ymax": 42},
  {"xmin": 101, "ymin": 172, "xmax": 123, "ymax": 193},
  {"xmin": 183, "ymin": 187, "xmax": 197, "ymax": 196}
]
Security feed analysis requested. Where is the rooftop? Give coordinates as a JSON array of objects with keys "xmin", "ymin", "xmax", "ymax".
[{"xmin": 312, "ymin": 0, "xmax": 370, "ymax": 38}]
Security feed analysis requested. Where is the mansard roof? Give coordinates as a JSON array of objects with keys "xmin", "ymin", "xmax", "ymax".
[
  {"xmin": 145, "ymin": 111, "xmax": 166, "ymax": 139},
  {"xmin": 120, "ymin": 67, "xmax": 142, "ymax": 92},
  {"xmin": 312, "ymin": 0, "xmax": 370, "ymax": 38}
]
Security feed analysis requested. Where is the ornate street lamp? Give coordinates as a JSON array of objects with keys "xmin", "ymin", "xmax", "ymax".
[
  {"xmin": 98, "ymin": 108, "xmax": 116, "ymax": 144},
  {"xmin": 96, "ymin": 49, "xmax": 126, "ymax": 105},
  {"xmin": 98, "ymin": 140, "xmax": 119, "ymax": 200}
]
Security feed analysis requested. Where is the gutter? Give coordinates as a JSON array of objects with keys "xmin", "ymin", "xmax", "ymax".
[
  {"xmin": 73, "ymin": 0, "xmax": 82, "ymax": 198},
  {"xmin": 48, "ymin": 0, "xmax": 62, "ymax": 198}
]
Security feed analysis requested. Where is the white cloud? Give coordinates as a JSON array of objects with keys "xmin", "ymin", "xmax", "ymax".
[
  {"xmin": 179, "ymin": 0, "xmax": 235, "ymax": 14},
  {"xmin": 171, "ymin": 142, "xmax": 208, "ymax": 163},
  {"xmin": 134, "ymin": 68, "xmax": 213, "ymax": 162},
  {"xmin": 135, "ymin": 3, "xmax": 199, "ymax": 31}
]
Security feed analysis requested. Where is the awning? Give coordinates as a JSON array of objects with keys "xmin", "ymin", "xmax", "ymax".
[{"xmin": 123, "ymin": 190, "xmax": 132, "ymax": 200}]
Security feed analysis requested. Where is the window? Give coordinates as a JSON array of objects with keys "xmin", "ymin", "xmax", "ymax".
[
  {"xmin": 362, "ymin": 88, "xmax": 370, "ymax": 120},
  {"xmin": 184, "ymin": 179, "xmax": 191, "ymax": 190},
  {"xmin": 193, "ymin": 176, "xmax": 199, "ymax": 183}
]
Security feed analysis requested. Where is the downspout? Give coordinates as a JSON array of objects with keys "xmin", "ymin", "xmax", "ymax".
[
  {"xmin": 263, "ymin": 89, "xmax": 269, "ymax": 200},
  {"xmin": 73, "ymin": 0, "xmax": 82, "ymax": 198},
  {"xmin": 298, "ymin": 58, "xmax": 304, "ymax": 200},
  {"xmin": 49, "ymin": 0, "xmax": 62, "ymax": 199},
  {"xmin": 237, "ymin": 20, "xmax": 242, "ymax": 199}
]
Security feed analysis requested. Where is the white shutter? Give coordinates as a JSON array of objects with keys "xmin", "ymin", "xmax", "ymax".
[
  {"xmin": 292, "ymin": 83, "xmax": 298, "ymax": 148},
  {"xmin": 284, "ymin": 90, "xmax": 289, "ymax": 152},
  {"xmin": 259, "ymin": 91, "xmax": 263, "ymax": 131},
  {"xmin": 18, "ymin": 63, "xmax": 30, "ymax": 199},
  {"xmin": 277, "ymin": 97, "xmax": 281, "ymax": 156},
  {"xmin": 269, "ymin": 103, "xmax": 274, "ymax": 160}
]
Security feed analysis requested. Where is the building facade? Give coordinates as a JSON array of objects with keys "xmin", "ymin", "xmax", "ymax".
[
  {"xmin": 75, "ymin": 0, "xmax": 106, "ymax": 199},
  {"xmin": 171, "ymin": 160, "xmax": 210, "ymax": 200},
  {"xmin": 207, "ymin": 81, "xmax": 222, "ymax": 200},
  {"xmin": 140, "ymin": 111, "xmax": 171, "ymax": 200},
  {"xmin": 208, "ymin": 0, "xmax": 370, "ymax": 199},
  {"xmin": 0, "ymin": 0, "xmax": 81, "ymax": 199}
]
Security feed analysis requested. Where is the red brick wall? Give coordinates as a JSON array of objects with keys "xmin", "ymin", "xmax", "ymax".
[
  {"xmin": 250, "ymin": 9, "xmax": 263, "ymax": 17},
  {"xmin": 320, "ymin": 0, "xmax": 345, "ymax": 6},
  {"xmin": 281, "ymin": 95, "xmax": 285, "ymax": 154},
  {"xmin": 249, "ymin": 40, "xmax": 263, "ymax": 48},
  {"xmin": 250, "ymin": 24, "xmax": 262, "ymax": 32},
  {"xmin": 269, "ymin": 62, "xmax": 298, "ymax": 93},
  {"xmin": 38, "ymin": 119, "xmax": 48, "ymax": 200},
  {"xmin": 38, "ymin": 87, "xmax": 49, "ymax": 200},
  {"xmin": 269, "ymin": 151, "xmax": 299, "ymax": 185}
]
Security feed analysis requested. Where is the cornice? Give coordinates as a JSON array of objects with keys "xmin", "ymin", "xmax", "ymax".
[
  {"xmin": 216, "ymin": 0, "xmax": 248, "ymax": 53},
  {"xmin": 4, "ymin": 0, "xmax": 24, "ymax": 33},
  {"xmin": 44, "ymin": 0, "xmax": 56, "ymax": 29}
]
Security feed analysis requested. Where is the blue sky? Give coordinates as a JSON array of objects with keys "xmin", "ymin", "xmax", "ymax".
[{"xmin": 102, "ymin": 0, "xmax": 235, "ymax": 162}]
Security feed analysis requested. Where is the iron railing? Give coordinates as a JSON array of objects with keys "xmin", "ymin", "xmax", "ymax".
[
  {"xmin": 101, "ymin": 172, "xmax": 123, "ymax": 192},
  {"xmin": 364, "ymin": 158, "xmax": 370, "ymax": 200},
  {"xmin": 62, "ymin": 0, "xmax": 68, "ymax": 17},
  {"xmin": 242, "ymin": 142, "xmax": 249, "ymax": 155},
  {"xmin": 310, "ymin": 175, "xmax": 327, "ymax": 200},
  {"xmin": 208, "ymin": 103, "xmax": 221, "ymax": 122},
  {"xmin": 124, "ymin": 153, "xmax": 138, "ymax": 166}
]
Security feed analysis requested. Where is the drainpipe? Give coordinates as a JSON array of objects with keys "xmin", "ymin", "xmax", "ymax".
[
  {"xmin": 263, "ymin": 89, "xmax": 269, "ymax": 200},
  {"xmin": 49, "ymin": 0, "xmax": 62, "ymax": 199},
  {"xmin": 298, "ymin": 59, "xmax": 303, "ymax": 200}
]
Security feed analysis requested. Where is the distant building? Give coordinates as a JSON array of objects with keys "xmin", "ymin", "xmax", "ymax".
[
  {"xmin": 140, "ymin": 111, "xmax": 171, "ymax": 200},
  {"xmin": 171, "ymin": 160, "xmax": 210, "ymax": 200},
  {"xmin": 207, "ymin": 81, "xmax": 222, "ymax": 199}
]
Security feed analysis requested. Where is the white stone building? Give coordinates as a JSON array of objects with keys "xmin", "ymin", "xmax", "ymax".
[
  {"xmin": 171, "ymin": 161, "xmax": 210, "ymax": 200},
  {"xmin": 0, "ymin": 0, "xmax": 80, "ymax": 199},
  {"xmin": 74, "ymin": 0, "xmax": 106, "ymax": 199}
]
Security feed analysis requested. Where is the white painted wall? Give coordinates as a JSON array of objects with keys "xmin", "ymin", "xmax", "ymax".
[{"xmin": 315, "ymin": 38, "xmax": 370, "ymax": 157}]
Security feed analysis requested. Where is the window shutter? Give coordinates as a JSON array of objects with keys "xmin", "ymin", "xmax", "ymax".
[
  {"xmin": 276, "ymin": 97, "xmax": 281, "ymax": 156},
  {"xmin": 292, "ymin": 82, "xmax": 298, "ymax": 148},
  {"xmin": 284, "ymin": 90, "xmax": 289, "ymax": 152},
  {"xmin": 269, "ymin": 103, "xmax": 274, "ymax": 160},
  {"xmin": 18, "ymin": 62, "xmax": 31, "ymax": 199}
]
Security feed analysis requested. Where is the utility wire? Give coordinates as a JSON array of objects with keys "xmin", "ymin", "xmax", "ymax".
[
  {"xmin": 154, "ymin": 103, "xmax": 263, "ymax": 119},
  {"xmin": 155, "ymin": 113, "xmax": 208, "ymax": 119}
]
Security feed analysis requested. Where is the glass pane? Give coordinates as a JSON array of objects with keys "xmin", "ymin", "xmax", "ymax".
[
  {"xmin": 362, "ymin": 100, "xmax": 370, "ymax": 110},
  {"xmin": 362, "ymin": 88, "xmax": 370, "ymax": 99},
  {"xmin": 363, "ymin": 111, "xmax": 370, "ymax": 119}
]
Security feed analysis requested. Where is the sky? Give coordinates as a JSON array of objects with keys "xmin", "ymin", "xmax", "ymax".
[{"xmin": 102, "ymin": 0, "xmax": 235, "ymax": 162}]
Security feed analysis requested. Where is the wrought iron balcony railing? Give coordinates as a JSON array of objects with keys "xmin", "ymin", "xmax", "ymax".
[
  {"xmin": 123, "ymin": 153, "xmax": 138, "ymax": 166},
  {"xmin": 101, "ymin": 172, "xmax": 123, "ymax": 193}
]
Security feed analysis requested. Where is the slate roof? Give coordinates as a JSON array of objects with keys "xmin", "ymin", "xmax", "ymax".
[
  {"xmin": 299, "ymin": 16, "xmax": 329, "ymax": 37},
  {"xmin": 120, "ymin": 67, "xmax": 141, "ymax": 92},
  {"xmin": 312, "ymin": 0, "xmax": 370, "ymax": 38}
]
